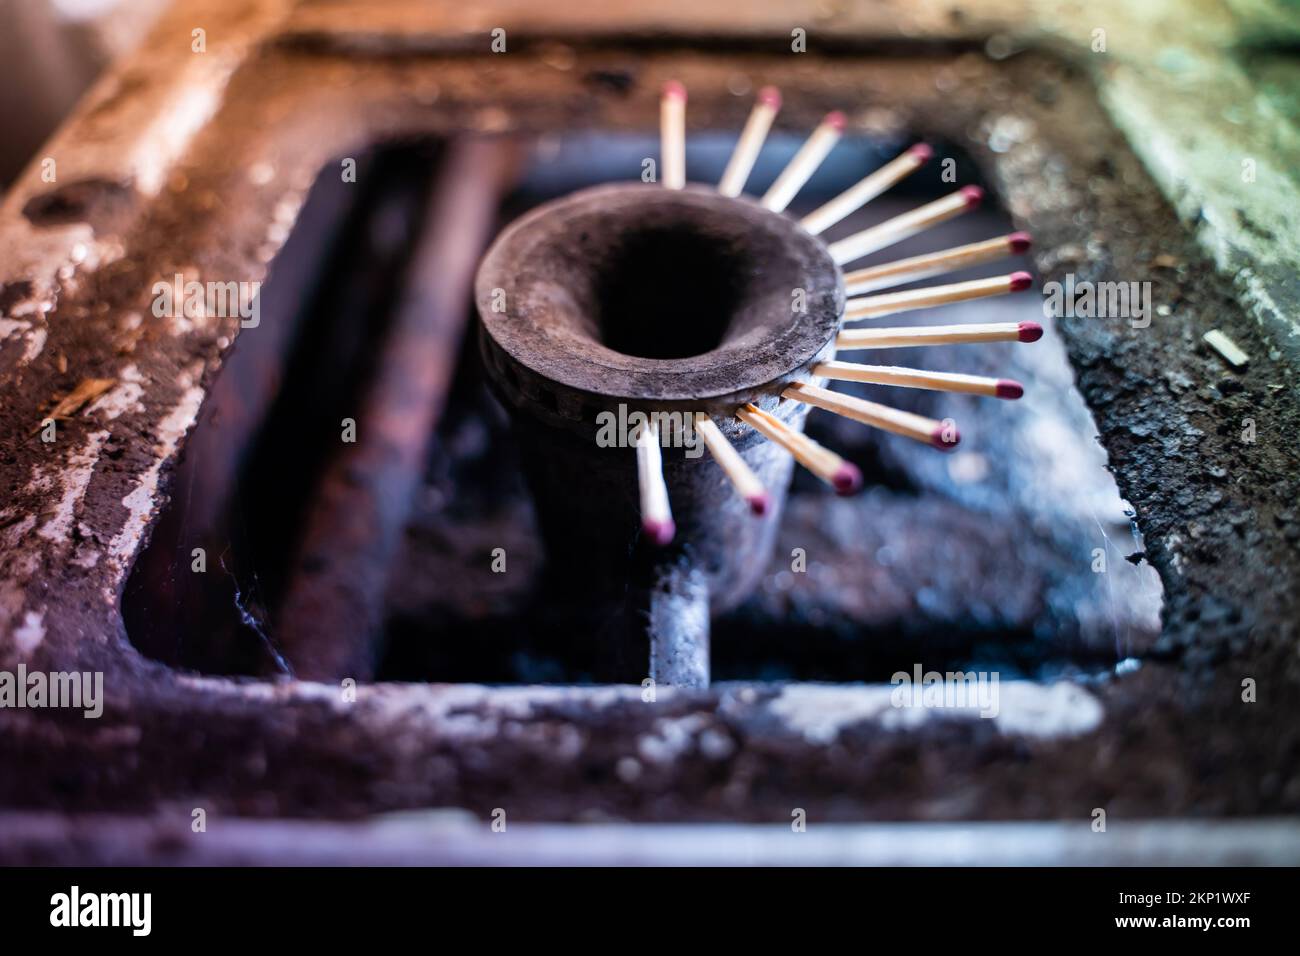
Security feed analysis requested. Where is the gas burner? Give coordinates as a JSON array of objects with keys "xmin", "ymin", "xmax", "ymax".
[{"xmin": 475, "ymin": 83, "xmax": 1042, "ymax": 685}]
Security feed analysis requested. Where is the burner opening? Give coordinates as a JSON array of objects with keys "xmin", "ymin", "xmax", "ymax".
[{"xmin": 592, "ymin": 221, "xmax": 745, "ymax": 359}]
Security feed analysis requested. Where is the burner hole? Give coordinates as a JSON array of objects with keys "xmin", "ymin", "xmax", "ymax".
[{"xmin": 592, "ymin": 223, "xmax": 746, "ymax": 360}]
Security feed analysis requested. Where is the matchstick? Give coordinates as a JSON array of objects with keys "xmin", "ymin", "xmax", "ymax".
[
  {"xmin": 844, "ymin": 232, "xmax": 1032, "ymax": 296},
  {"xmin": 760, "ymin": 111, "xmax": 846, "ymax": 213},
  {"xmin": 718, "ymin": 86, "xmax": 781, "ymax": 198},
  {"xmin": 661, "ymin": 81, "xmax": 687, "ymax": 190},
  {"xmin": 784, "ymin": 381, "xmax": 959, "ymax": 450},
  {"xmin": 694, "ymin": 413, "xmax": 770, "ymax": 515},
  {"xmin": 800, "ymin": 143, "xmax": 932, "ymax": 235},
  {"xmin": 636, "ymin": 418, "xmax": 675, "ymax": 545},
  {"xmin": 736, "ymin": 403, "xmax": 861, "ymax": 495},
  {"xmin": 843, "ymin": 271, "xmax": 1032, "ymax": 323},
  {"xmin": 827, "ymin": 186, "xmax": 983, "ymax": 266},
  {"xmin": 814, "ymin": 359, "xmax": 1024, "ymax": 399},
  {"xmin": 836, "ymin": 321, "xmax": 1044, "ymax": 351}
]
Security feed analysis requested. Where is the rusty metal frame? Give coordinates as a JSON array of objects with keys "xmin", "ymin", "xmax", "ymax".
[{"xmin": 1, "ymin": 0, "xmax": 1297, "ymax": 855}]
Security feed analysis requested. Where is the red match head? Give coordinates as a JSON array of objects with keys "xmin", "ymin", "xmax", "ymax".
[
  {"xmin": 907, "ymin": 143, "xmax": 934, "ymax": 164},
  {"xmin": 642, "ymin": 518, "xmax": 676, "ymax": 547},
  {"xmin": 1009, "ymin": 271, "xmax": 1033, "ymax": 292},
  {"xmin": 832, "ymin": 462, "xmax": 863, "ymax": 496},
  {"xmin": 1008, "ymin": 231, "xmax": 1033, "ymax": 253},
  {"xmin": 1018, "ymin": 321, "xmax": 1044, "ymax": 343},
  {"xmin": 746, "ymin": 491, "xmax": 772, "ymax": 517},
  {"xmin": 930, "ymin": 424, "xmax": 961, "ymax": 451},
  {"xmin": 757, "ymin": 86, "xmax": 782, "ymax": 109},
  {"xmin": 995, "ymin": 379, "xmax": 1025, "ymax": 400},
  {"xmin": 823, "ymin": 110, "xmax": 847, "ymax": 132},
  {"xmin": 662, "ymin": 80, "xmax": 687, "ymax": 102},
  {"xmin": 960, "ymin": 185, "xmax": 985, "ymax": 208}
]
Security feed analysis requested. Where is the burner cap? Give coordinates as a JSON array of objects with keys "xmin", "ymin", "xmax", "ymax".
[{"xmin": 476, "ymin": 182, "xmax": 842, "ymax": 408}]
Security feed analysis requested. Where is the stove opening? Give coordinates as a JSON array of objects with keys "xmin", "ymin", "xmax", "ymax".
[
  {"xmin": 593, "ymin": 222, "xmax": 745, "ymax": 359},
  {"xmin": 122, "ymin": 128, "xmax": 1162, "ymax": 684}
]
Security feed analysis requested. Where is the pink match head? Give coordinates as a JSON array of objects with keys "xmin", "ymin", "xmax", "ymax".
[
  {"xmin": 758, "ymin": 86, "xmax": 782, "ymax": 109},
  {"xmin": 930, "ymin": 425, "xmax": 961, "ymax": 451},
  {"xmin": 746, "ymin": 492, "xmax": 771, "ymax": 517},
  {"xmin": 823, "ymin": 110, "xmax": 847, "ymax": 132},
  {"xmin": 995, "ymin": 379, "xmax": 1025, "ymax": 400},
  {"xmin": 907, "ymin": 143, "xmax": 934, "ymax": 164},
  {"xmin": 1009, "ymin": 271, "xmax": 1033, "ymax": 292},
  {"xmin": 1018, "ymin": 321, "xmax": 1044, "ymax": 343},
  {"xmin": 642, "ymin": 518, "xmax": 676, "ymax": 547},
  {"xmin": 960, "ymin": 185, "xmax": 984, "ymax": 208},
  {"xmin": 1008, "ymin": 231, "xmax": 1033, "ymax": 253},
  {"xmin": 662, "ymin": 81, "xmax": 687, "ymax": 102},
  {"xmin": 831, "ymin": 463, "xmax": 863, "ymax": 496}
]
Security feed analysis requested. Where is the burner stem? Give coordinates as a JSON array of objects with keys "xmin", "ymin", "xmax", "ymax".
[{"xmin": 648, "ymin": 562, "xmax": 710, "ymax": 688}]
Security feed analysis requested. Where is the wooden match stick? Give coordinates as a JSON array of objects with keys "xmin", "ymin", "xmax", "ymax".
[
  {"xmin": 814, "ymin": 359, "xmax": 1024, "ymax": 399},
  {"xmin": 827, "ymin": 186, "xmax": 983, "ymax": 266},
  {"xmin": 636, "ymin": 418, "xmax": 675, "ymax": 545},
  {"xmin": 760, "ymin": 111, "xmax": 846, "ymax": 213},
  {"xmin": 694, "ymin": 413, "xmax": 770, "ymax": 515},
  {"xmin": 718, "ymin": 86, "xmax": 781, "ymax": 198},
  {"xmin": 800, "ymin": 143, "xmax": 932, "ymax": 235},
  {"xmin": 661, "ymin": 81, "xmax": 687, "ymax": 190},
  {"xmin": 736, "ymin": 403, "xmax": 861, "ymax": 495},
  {"xmin": 785, "ymin": 381, "xmax": 959, "ymax": 450},
  {"xmin": 844, "ymin": 271, "xmax": 1032, "ymax": 323},
  {"xmin": 844, "ymin": 232, "xmax": 1032, "ymax": 296},
  {"xmin": 836, "ymin": 321, "xmax": 1044, "ymax": 350}
]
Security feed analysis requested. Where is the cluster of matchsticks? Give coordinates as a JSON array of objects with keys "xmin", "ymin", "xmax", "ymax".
[{"xmin": 637, "ymin": 81, "xmax": 1042, "ymax": 546}]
